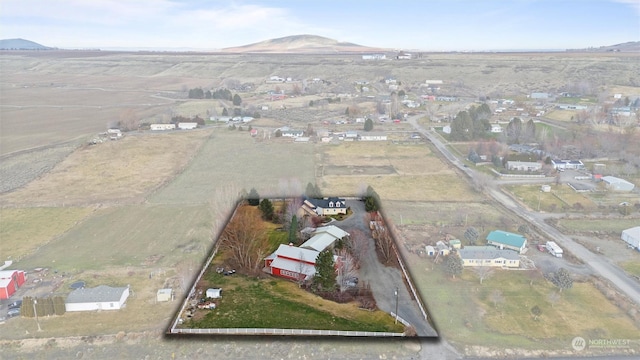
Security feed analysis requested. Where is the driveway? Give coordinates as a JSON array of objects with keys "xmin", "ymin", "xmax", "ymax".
[{"xmin": 335, "ymin": 199, "xmax": 438, "ymax": 336}]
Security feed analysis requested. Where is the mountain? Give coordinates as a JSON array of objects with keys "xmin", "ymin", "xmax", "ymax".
[
  {"xmin": 569, "ymin": 41, "xmax": 640, "ymax": 53},
  {"xmin": 222, "ymin": 34, "xmax": 386, "ymax": 54},
  {"xmin": 0, "ymin": 38, "xmax": 54, "ymax": 50}
]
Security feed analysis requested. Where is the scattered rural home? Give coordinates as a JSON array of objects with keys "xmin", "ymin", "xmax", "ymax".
[
  {"xmin": 150, "ymin": 123, "xmax": 176, "ymax": 131},
  {"xmin": 545, "ymin": 241, "xmax": 563, "ymax": 257},
  {"xmin": 621, "ymin": 226, "xmax": 640, "ymax": 250},
  {"xmin": 556, "ymin": 104, "xmax": 588, "ymax": 110},
  {"xmin": 65, "ymin": 285, "xmax": 130, "ymax": 312},
  {"xmin": 214, "ymin": 116, "xmax": 231, "ymax": 123},
  {"xmin": 0, "ymin": 270, "xmax": 26, "ymax": 300},
  {"xmin": 362, "ymin": 54, "xmax": 387, "ymax": 60},
  {"xmin": 486, "ymin": 230, "xmax": 528, "ymax": 254},
  {"xmin": 280, "ymin": 129, "xmax": 305, "ymax": 138},
  {"xmin": 358, "ymin": 132, "xmax": 388, "ymax": 141},
  {"xmin": 506, "ymin": 161, "xmax": 542, "ymax": 172},
  {"xmin": 156, "ymin": 288, "xmax": 173, "ymax": 302},
  {"xmin": 300, "ymin": 197, "xmax": 348, "ymax": 216},
  {"xmin": 241, "ymin": 116, "xmax": 254, "ymax": 123},
  {"xmin": 551, "ymin": 159, "xmax": 585, "ymax": 170},
  {"xmin": 205, "ymin": 288, "xmax": 222, "ymax": 299},
  {"xmin": 436, "ymin": 96, "xmax": 458, "ymax": 102},
  {"xmin": 177, "ymin": 122, "xmax": 198, "ymax": 130},
  {"xmin": 345, "ymin": 130, "xmax": 359, "ymax": 139},
  {"xmin": 458, "ymin": 246, "xmax": 520, "ymax": 268},
  {"xmin": 490, "ymin": 124, "xmax": 503, "ymax": 133},
  {"xmin": 436, "ymin": 241, "xmax": 450, "ymax": 256},
  {"xmin": 602, "ymin": 176, "xmax": 635, "ymax": 192},
  {"xmin": 425, "ymin": 245, "xmax": 436, "ymax": 257},
  {"xmin": 442, "ymin": 125, "xmax": 452, "ymax": 134},
  {"xmin": 300, "ymin": 225, "xmax": 350, "ymax": 252}
]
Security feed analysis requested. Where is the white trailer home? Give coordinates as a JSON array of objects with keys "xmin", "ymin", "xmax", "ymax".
[
  {"xmin": 545, "ymin": 241, "xmax": 563, "ymax": 258},
  {"xmin": 150, "ymin": 124, "xmax": 176, "ymax": 131},
  {"xmin": 178, "ymin": 122, "xmax": 198, "ymax": 130}
]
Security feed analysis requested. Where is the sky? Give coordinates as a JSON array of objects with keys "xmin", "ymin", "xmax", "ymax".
[{"xmin": 0, "ymin": 0, "xmax": 638, "ymax": 51}]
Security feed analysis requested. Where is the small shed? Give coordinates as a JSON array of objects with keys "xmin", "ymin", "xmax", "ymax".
[
  {"xmin": 449, "ymin": 239, "xmax": 461, "ymax": 249},
  {"xmin": 541, "ymin": 185, "xmax": 551, "ymax": 192},
  {"xmin": 425, "ymin": 245, "xmax": 436, "ymax": 256},
  {"xmin": 156, "ymin": 288, "xmax": 173, "ymax": 302},
  {"xmin": 206, "ymin": 288, "xmax": 222, "ymax": 299}
]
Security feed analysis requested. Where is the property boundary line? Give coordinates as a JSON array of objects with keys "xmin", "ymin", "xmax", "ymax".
[{"xmin": 170, "ymin": 327, "xmax": 404, "ymax": 337}]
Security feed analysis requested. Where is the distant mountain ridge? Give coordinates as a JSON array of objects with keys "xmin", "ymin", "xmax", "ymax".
[
  {"xmin": 569, "ymin": 41, "xmax": 640, "ymax": 53},
  {"xmin": 0, "ymin": 38, "xmax": 53, "ymax": 50},
  {"xmin": 222, "ymin": 34, "xmax": 386, "ymax": 54}
]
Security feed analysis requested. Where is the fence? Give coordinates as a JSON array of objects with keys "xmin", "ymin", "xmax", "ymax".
[{"xmin": 170, "ymin": 327, "xmax": 404, "ymax": 337}]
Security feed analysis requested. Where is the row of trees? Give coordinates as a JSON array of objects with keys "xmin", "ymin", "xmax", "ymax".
[
  {"xmin": 188, "ymin": 88, "xmax": 242, "ymax": 105},
  {"xmin": 449, "ymin": 103, "xmax": 492, "ymax": 141}
]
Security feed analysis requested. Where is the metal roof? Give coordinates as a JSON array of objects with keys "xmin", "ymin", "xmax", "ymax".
[
  {"xmin": 486, "ymin": 230, "xmax": 526, "ymax": 248},
  {"xmin": 66, "ymin": 285, "xmax": 129, "ymax": 304},
  {"xmin": 459, "ymin": 246, "xmax": 520, "ymax": 261}
]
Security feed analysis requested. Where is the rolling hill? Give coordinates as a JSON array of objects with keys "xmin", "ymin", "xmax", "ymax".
[
  {"xmin": 0, "ymin": 38, "xmax": 53, "ymax": 50},
  {"xmin": 221, "ymin": 34, "xmax": 386, "ymax": 54}
]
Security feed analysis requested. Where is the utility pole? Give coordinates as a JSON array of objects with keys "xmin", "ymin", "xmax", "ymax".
[
  {"xmin": 394, "ymin": 287, "xmax": 399, "ymax": 324},
  {"xmin": 33, "ymin": 299, "xmax": 42, "ymax": 331}
]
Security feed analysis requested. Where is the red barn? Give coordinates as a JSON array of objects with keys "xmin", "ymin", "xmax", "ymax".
[{"xmin": 0, "ymin": 270, "xmax": 26, "ymax": 299}]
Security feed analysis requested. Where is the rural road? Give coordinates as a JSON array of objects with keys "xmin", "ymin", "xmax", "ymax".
[
  {"xmin": 408, "ymin": 115, "xmax": 640, "ymax": 306},
  {"xmin": 335, "ymin": 200, "xmax": 438, "ymax": 337}
]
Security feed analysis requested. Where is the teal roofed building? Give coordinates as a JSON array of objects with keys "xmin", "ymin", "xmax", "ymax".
[{"xmin": 486, "ymin": 230, "xmax": 527, "ymax": 254}]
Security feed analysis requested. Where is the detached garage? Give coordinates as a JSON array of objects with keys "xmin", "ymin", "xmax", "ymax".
[
  {"xmin": 205, "ymin": 288, "xmax": 222, "ymax": 299},
  {"xmin": 65, "ymin": 285, "xmax": 130, "ymax": 312},
  {"xmin": 622, "ymin": 226, "xmax": 640, "ymax": 250}
]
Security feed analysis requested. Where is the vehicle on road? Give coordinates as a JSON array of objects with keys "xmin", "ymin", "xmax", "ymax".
[
  {"xmin": 8, "ymin": 300, "xmax": 22, "ymax": 309},
  {"xmin": 7, "ymin": 308, "xmax": 21, "ymax": 318}
]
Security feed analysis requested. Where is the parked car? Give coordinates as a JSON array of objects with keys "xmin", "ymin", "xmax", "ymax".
[
  {"xmin": 7, "ymin": 308, "xmax": 21, "ymax": 318},
  {"xmin": 8, "ymin": 300, "xmax": 22, "ymax": 309}
]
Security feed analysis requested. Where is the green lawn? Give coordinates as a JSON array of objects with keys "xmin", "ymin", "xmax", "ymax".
[
  {"xmin": 188, "ymin": 272, "xmax": 404, "ymax": 333},
  {"xmin": 621, "ymin": 261, "xmax": 640, "ymax": 278}
]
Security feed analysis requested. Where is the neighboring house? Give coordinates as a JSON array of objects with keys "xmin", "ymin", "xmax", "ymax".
[
  {"xmin": 65, "ymin": 285, "xmax": 130, "ymax": 312},
  {"xmin": 449, "ymin": 239, "xmax": 461, "ymax": 249},
  {"xmin": 358, "ymin": 132, "xmax": 388, "ymax": 141},
  {"xmin": 300, "ymin": 197, "xmax": 347, "ymax": 216},
  {"xmin": 362, "ymin": 54, "xmax": 386, "ymax": 60},
  {"xmin": 551, "ymin": 159, "xmax": 585, "ymax": 170},
  {"xmin": 442, "ymin": 125, "xmax": 451, "ymax": 134},
  {"xmin": 150, "ymin": 124, "xmax": 176, "ymax": 131},
  {"xmin": 280, "ymin": 129, "xmax": 304, "ymax": 138},
  {"xmin": 490, "ymin": 124, "xmax": 503, "ymax": 133},
  {"xmin": 300, "ymin": 225, "xmax": 350, "ymax": 252},
  {"xmin": 602, "ymin": 176, "xmax": 635, "ymax": 192},
  {"xmin": 506, "ymin": 161, "xmax": 542, "ymax": 172},
  {"xmin": 177, "ymin": 122, "xmax": 198, "ymax": 130},
  {"xmin": 458, "ymin": 246, "xmax": 520, "ymax": 268},
  {"xmin": 0, "ymin": 270, "xmax": 26, "ymax": 300},
  {"xmin": 486, "ymin": 230, "xmax": 527, "ymax": 254},
  {"xmin": 621, "ymin": 226, "xmax": 640, "ymax": 250}
]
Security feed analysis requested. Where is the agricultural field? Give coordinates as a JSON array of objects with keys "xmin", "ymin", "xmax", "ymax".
[
  {"xmin": 405, "ymin": 252, "xmax": 640, "ymax": 352},
  {"xmin": 505, "ymin": 184, "xmax": 597, "ymax": 212},
  {"xmin": 0, "ymin": 129, "xmax": 212, "ymax": 206},
  {"xmin": 0, "ymin": 206, "xmax": 95, "ymax": 261}
]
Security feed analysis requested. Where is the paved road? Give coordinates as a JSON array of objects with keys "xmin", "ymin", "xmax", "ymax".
[
  {"xmin": 408, "ymin": 115, "xmax": 640, "ymax": 306},
  {"xmin": 336, "ymin": 200, "xmax": 438, "ymax": 337}
]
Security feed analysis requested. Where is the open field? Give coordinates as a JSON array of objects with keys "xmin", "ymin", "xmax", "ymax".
[
  {"xmin": 15, "ymin": 203, "xmax": 212, "ymax": 272},
  {"xmin": 186, "ymin": 271, "xmax": 404, "ymax": 332},
  {"xmin": 543, "ymin": 109, "xmax": 581, "ymax": 122},
  {"xmin": 405, "ymin": 252, "xmax": 639, "ymax": 350},
  {"xmin": 148, "ymin": 130, "xmax": 316, "ymax": 205},
  {"xmin": 0, "ymin": 129, "xmax": 212, "ymax": 206},
  {"xmin": 555, "ymin": 217, "xmax": 640, "ymax": 234},
  {"xmin": 0, "ymin": 207, "xmax": 95, "ymax": 261},
  {"xmin": 505, "ymin": 184, "xmax": 597, "ymax": 212}
]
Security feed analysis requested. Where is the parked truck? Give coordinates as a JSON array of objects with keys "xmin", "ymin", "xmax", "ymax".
[{"xmin": 545, "ymin": 241, "xmax": 563, "ymax": 258}]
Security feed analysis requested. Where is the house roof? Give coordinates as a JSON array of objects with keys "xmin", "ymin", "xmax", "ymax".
[
  {"xmin": 157, "ymin": 288, "xmax": 172, "ymax": 296},
  {"xmin": 602, "ymin": 176, "xmax": 633, "ymax": 186},
  {"xmin": 486, "ymin": 230, "xmax": 526, "ymax": 248},
  {"xmin": 425, "ymin": 245, "xmax": 435, "ymax": 252},
  {"xmin": 623, "ymin": 226, "xmax": 640, "ymax": 240},
  {"xmin": 0, "ymin": 278, "xmax": 12, "ymax": 288},
  {"xmin": 271, "ymin": 244, "xmax": 319, "ymax": 264},
  {"xmin": 459, "ymin": 246, "xmax": 520, "ymax": 261},
  {"xmin": 0, "ymin": 270, "xmax": 21, "ymax": 279},
  {"xmin": 314, "ymin": 225, "xmax": 349, "ymax": 239},
  {"xmin": 300, "ymin": 232, "xmax": 341, "ymax": 252},
  {"xmin": 66, "ymin": 285, "xmax": 129, "ymax": 304},
  {"xmin": 305, "ymin": 197, "xmax": 346, "ymax": 209}
]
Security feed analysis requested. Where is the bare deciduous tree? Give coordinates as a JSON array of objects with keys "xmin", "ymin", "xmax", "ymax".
[
  {"xmin": 336, "ymin": 249, "xmax": 358, "ymax": 292},
  {"xmin": 219, "ymin": 205, "xmax": 269, "ymax": 274},
  {"xmin": 471, "ymin": 265, "xmax": 494, "ymax": 284},
  {"xmin": 347, "ymin": 229, "xmax": 370, "ymax": 268},
  {"xmin": 372, "ymin": 222, "xmax": 394, "ymax": 265}
]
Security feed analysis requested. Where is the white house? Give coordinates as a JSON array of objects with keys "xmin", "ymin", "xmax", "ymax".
[
  {"xmin": 300, "ymin": 225, "xmax": 350, "ymax": 252},
  {"xmin": 300, "ymin": 197, "xmax": 348, "ymax": 216},
  {"xmin": 621, "ymin": 226, "xmax": 640, "ymax": 250},
  {"xmin": 490, "ymin": 124, "xmax": 503, "ymax": 133},
  {"xmin": 177, "ymin": 122, "xmax": 198, "ymax": 130},
  {"xmin": 150, "ymin": 124, "xmax": 176, "ymax": 131},
  {"xmin": 458, "ymin": 246, "xmax": 520, "ymax": 268},
  {"xmin": 65, "ymin": 285, "xmax": 130, "ymax": 312},
  {"xmin": 506, "ymin": 161, "xmax": 542, "ymax": 172},
  {"xmin": 358, "ymin": 132, "xmax": 388, "ymax": 141}
]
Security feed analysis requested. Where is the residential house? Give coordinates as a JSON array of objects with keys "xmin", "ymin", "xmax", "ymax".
[
  {"xmin": 300, "ymin": 197, "xmax": 348, "ymax": 216},
  {"xmin": 150, "ymin": 124, "xmax": 176, "ymax": 131},
  {"xmin": 506, "ymin": 161, "xmax": 542, "ymax": 172},
  {"xmin": 551, "ymin": 159, "xmax": 585, "ymax": 170},
  {"xmin": 449, "ymin": 239, "xmax": 461, "ymax": 249},
  {"xmin": 486, "ymin": 230, "xmax": 527, "ymax": 254},
  {"xmin": 358, "ymin": 132, "xmax": 388, "ymax": 141},
  {"xmin": 458, "ymin": 246, "xmax": 520, "ymax": 268},
  {"xmin": 280, "ymin": 129, "xmax": 304, "ymax": 138},
  {"xmin": 65, "ymin": 285, "xmax": 130, "ymax": 312},
  {"xmin": 177, "ymin": 122, "xmax": 198, "ymax": 130},
  {"xmin": 490, "ymin": 124, "xmax": 503, "ymax": 133}
]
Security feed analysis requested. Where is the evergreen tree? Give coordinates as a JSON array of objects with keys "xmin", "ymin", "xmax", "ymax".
[
  {"xmin": 506, "ymin": 117, "xmax": 523, "ymax": 144},
  {"xmin": 222, "ymin": 107, "xmax": 228, "ymax": 116},
  {"xmin": 247, "ymin": 188, "xmax": 260, "ymax": 206},
  {"xmin": 450, "ymin": 111, "xmax": 474, "ymax": 141},
  {"xmin": 305, "ymin": 182, "xmax": 322, "ymax": 199},
  {"xmin": 288, "ymin": 215, "xmax": 298, "ymax": 244},
  {"xmin": 313, "ymin": 250, "xmax": 336, "ymax": 290},
  {"xmin": 259, "ymin": 198, "xmax": 274, "ymax": 221},
  {"xmin": 445, "ymin": 255, "xmax": 463, "ymax": 279},
  {"xmin": 550, "ymin": 268, "xmax": 573, "ymax": 292},
  {"xmin": 364, "ymin": 185, "xmax": 380, "ymax": 212},
  {"xmin": 233, "ymin": 94, "xmax": 242, "ymax": 106},
  {"xmin": 364, "ymin": 118, "xmax": 374, "ymax": 131}
]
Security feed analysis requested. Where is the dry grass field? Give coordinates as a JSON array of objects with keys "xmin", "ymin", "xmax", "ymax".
[{"xmin": 0, "ymin": 129, "xmax": 212, "ymax": 206}]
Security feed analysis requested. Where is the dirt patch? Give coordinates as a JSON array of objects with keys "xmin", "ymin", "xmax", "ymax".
[{"xmin": 323, "ymin": 165, "xmax": 396, "ymax": 176}]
